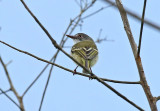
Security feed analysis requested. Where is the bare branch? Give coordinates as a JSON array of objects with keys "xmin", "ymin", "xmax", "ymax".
[
  {"xmin": 0, "ymin": 41, "xmax": 143, "ymax": 110},
  {"xmin": 5, "ymin": 60, "xmax": 13, "ymax": 66},
  {"xmin": 82, "ymin": 5, "xmax": 113, "ymax": 19},
  {"xmin": 100, "ymin": 78, "xmax": 140, "ymax": 84},
  {"xmin": 0, "ymin": 88, "xmax": 21, "ymax": 109},
  {"xmin": 0, "ymin": 88, "xmax": 11, "ymax": 95},
  {"xmin": 137, "ymin": 0, "xmax": 147, "ymax": 56},
  {"xmin": 22, "ymin": 56, "xmax": 55, "ymax": 97},
  {"xmin": 116, "ymin": 0, "xmax": 157, "ymax": 110},
  {"xmin": 0, "ymin": 57, "xmax": 25, "ymax": 111},
  {"xmin": 103, "ymin": 0, "xmax": 160, "ymax": 31},
  {"xmin": 156, "ymin": 96, "xmax": 160, "ymax": 102},
  {"xmin": 39, "ymin": 63, "xmax": 54, "ymax": 111}
]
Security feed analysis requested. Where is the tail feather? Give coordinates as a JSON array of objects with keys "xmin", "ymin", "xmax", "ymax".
[{"xmin": 82, "ymin": 60, "xmax": 90, "ymax": 73}]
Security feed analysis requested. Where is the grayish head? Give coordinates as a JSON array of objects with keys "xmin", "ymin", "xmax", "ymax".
[{"xmin": 66, "ymin": 33, "xmax": 93, "ymax": 44}]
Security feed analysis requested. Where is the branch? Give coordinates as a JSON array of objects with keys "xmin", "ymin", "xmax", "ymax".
[
  {"xmin": 0, "ymin": 88, "xmax": 21, "ymax": 109},
  {"xmin": 116, "ymin": 0, "xmax": 157, "ymax": 110},
  {"xmin": 103, "ymin": 0, "xmax": 160, "ymax": 32},
  {"xmin": 137, "ymin": 0, "xmax": 147, "ymax": 56},
  {"xmin": 156, "ymin": 96, "xmax": 160, "ymax": 102},
  {"xmin": 0, "ymin": 40, "xmax": 140, "ymax": 85},
  {"xmin": 0, "ymin": 41, "xmax": 143, "ymax": 110},
  {"xmin": 100, "ymin": 78, "xmax": 140, "ymax": 84},
  {"xmin": 0, "ymin": 88, "xmax": 11, "ymax": 95},
  {"xmin": 22, "ymin": 56, "xmax": 55, "ymax": 97},
  {"xmin": 0, "ymin": 57, "xmax": 25, "ymax": 111},
  {"xmin": 39, "ymin": 62, "xmax": 54, "ymax": 111},
  {"xmin": 82, "ymin": 5, "xmax": 113, "ymax": 19}
]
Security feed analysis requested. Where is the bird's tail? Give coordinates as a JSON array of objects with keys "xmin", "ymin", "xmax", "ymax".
[{"xmin": 82, "ymin": 60, "xmax": 90, "ymax": 74}]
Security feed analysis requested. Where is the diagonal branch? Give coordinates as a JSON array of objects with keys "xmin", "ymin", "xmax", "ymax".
[
  {"xmin": 0, "ymin": 40, "xmax": 143, "ymax": 110},
  {"xmin": 101, "ymin": 78, "xmax": 140, "ymax": 84},
  {"xmin": 0, "ymin": 57, "xmax": 25, "ymax": 111},
  {"xmin": 0, "ymin": 40, "xmax": 140, "ymax": 85},
  {"xmin": 137, "ymin": 0, "xmax": 147, "ymax": 56},
  {"xmin": 116, "ymin": 0, "xmax": 157, "ymax": 110},
  {"xmin": 22, "ymin": 56, "xmax": 55, "ymax": 97},
  {"xmin": 0, "ymin": 88, "xmax": 21, "ymax": 109},
  {"xmin": 156, "ymin": 96, "xmax": 160, "ymax": 102},
  {"xmin": 82, "ymin": 5, "xmax": 113, "ymax": 19},
  {"xmin": 39, "ymin": 61, "xmax": 54, "ymax": 111},
  {"xmin": 103, "ymin": 0, "xmax": 160, "ymax": 31},
  {"xmin": 0, "ymin": 88, "xmax": 11, "ymax": 95}
]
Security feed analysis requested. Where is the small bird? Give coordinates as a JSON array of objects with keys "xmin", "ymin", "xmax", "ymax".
[{"xmin": 66, "ymin": 33, "xmax": 98, "ymax": 75}]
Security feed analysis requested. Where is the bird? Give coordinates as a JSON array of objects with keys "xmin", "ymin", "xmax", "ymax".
[{"xmin": 66, "ymin": 33, "xmax": 98, "ymax": 75}]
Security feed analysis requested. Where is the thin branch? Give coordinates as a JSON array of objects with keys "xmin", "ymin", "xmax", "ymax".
[
  {"xmin": 22, "ymin": 56, "xmax": 55, "ymax": 97},
  {"xmin": 82, "ymin": 5, "xmax": 113, "ymax": 19},
  {"xmin": 100, "ymin": 78, "xmax": 140, "ymax": 84},
  {"xmin": 5, "ymin": 60, "xmax": 12, "ymax": 66},
  {"xmin": 0, "ymin": 88, "xmax": 11, "ymax": 95},
  {"xmin": 95, "ymin": 37, "xmax": 107, "ymax": 43},
  {"xmin": 98, "ymin": 28, "xmax": 103, "ymax": 39},
  {"xmin": 116, "ymin": 0, "xmax": 157, "ymax": 110},
  {"xmin": 0, "ymin": 41, "xmax": 140, "ymax": 85},
  {"xmin": 0, "ymin": 41, "xmax": 143, "ymax": 110},
  {"xmin": 103, "ymin": 0, "xmax": 160, "ymax": 31},
  {"xmin": 0, "ymin": 88, "xmax": 21, "ymax": 109},
  {"xmin": 0, "ymin": 57, "xmax": 25, "ymax": 111},
  {"xmin": 39, "ymin": 62, "xmax": 54, "ymax": 111},
  {"xmin": 137, "ymin": 0, "xmax": 147, "ymax": 57}
]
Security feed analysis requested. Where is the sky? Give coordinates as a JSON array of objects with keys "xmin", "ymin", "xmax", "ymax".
[{"xmin": 0, "ymin": 0, "xmax": 160, "ymax": 111}]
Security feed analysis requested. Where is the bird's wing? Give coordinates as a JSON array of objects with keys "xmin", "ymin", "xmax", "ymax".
[{"xmin": 72, "ymin": 46, "xmax": 98, "ymax": 60}]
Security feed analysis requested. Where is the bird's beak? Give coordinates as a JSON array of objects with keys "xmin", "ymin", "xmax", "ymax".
[{"xmin": 66, "ymin": 35, "xmax": 77, "ymax": 39}]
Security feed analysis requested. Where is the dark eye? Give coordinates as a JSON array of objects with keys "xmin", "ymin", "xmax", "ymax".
[{"xmin": 79, "ymin": 35, "xmax": 82, "ymax": 38}]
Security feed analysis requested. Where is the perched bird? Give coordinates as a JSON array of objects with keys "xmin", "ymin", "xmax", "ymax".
[{"xmin": 66, "ymin": 33, "xmax": 98, "ymax": 74}]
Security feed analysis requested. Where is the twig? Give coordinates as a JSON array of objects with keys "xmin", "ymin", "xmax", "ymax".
[
  {"xmin": 0, "ymin": 88, "xmax": 11, "ymax": 95},
  {"xmin": 116, "ymin": 0, "xmax": 157, "ymax": 110},
  {"xmin": 82, "ymin": 5, "xmax": 113, "ymax": 19},
  {"xmin": 156, "ymin": 96, "xmax": 160, "ymax": 102},
  {"xmin": 5, "ymin": 60, "xmax": 12, "ymax": 66},
  {"xmin": 0, "ymin": 40, "xmax": 143, "ymax": 110},
  {"xmin": 0, "ymin": 88, "xmax": 21, "ymax": 109},
  {"xmin": 39, "ymin": 62, "xmax": 54, "ymax": 111},
  {"xmin": 100, "ymin": 78, "xmax": 140, "ymax": 84},
  {"xmin": 98, "ymin": 29, "xmax": 103, "ymax": 38},
  {"xmin": 0, "ymin": 57, "xmax": 25, "ymax": 111},
  {"xmin": 103, "ymin": 0, "xmax": 160, "ymax": 31},
  {"xmin": 95, "ymin": 38, "xmax": 107, "ymax": 43},
  {"xmin": 22, "ymin": 56, "xmax": 55, "ymax": 97},
  {"xmin": 137, "ymin": 0, "xmax": 147, "ymax": 57}
]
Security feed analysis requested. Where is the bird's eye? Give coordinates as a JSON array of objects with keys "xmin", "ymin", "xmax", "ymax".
[{"xmin": 79, "ymin": 35, "xmax": 82, "ymax": 38}]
